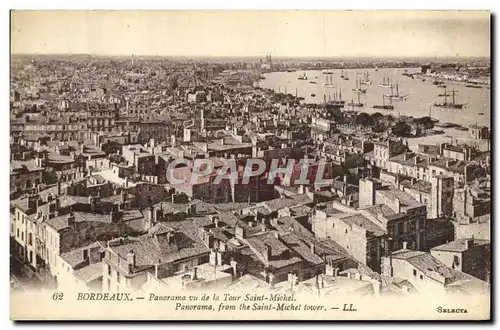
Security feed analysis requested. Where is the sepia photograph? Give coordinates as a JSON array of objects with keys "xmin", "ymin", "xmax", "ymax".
[{"xmin": 9, "ymin": 9, "xmax": 491, "ymax": 321}]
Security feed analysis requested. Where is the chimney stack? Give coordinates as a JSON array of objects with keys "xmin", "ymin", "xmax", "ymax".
[
  {"xmin": 127, "ymin": 250, "xmax": 136, "ymax": 273},
  {"xmin": 264, "ymin": 244, "xmax": 271, "ymax": 263},
  {"xmin": 192, "ymin": 267, "xmax": 198, "ymax": 281},
  {"xmin": 67, "ymin": 212, "xmax": 75, "ymax": 227},
  {"xmin": 402, "ymin": 241, "xmax": 408, "ymax": 250},
  {"xmin": 310, "ymin": 242, "xmax": 316, "ymax": 255}
]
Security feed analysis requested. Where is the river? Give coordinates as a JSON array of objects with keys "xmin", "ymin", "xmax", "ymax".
[{"xmin": 260, "ymin": 68, "xmax": 490, "ymax": 128}]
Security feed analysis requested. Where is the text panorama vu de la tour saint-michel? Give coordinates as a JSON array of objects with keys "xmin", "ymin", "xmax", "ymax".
[{"xmin": 76, "ymin": 291, "xmax": 358, "ymax": 313}]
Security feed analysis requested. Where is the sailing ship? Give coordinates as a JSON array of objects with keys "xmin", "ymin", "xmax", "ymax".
[
  {"xmin": 466, "ymin": 83, "xmax": 482, "ymax": 89},
  {"xmin": 352, "ymin": 75, "xmax": 367, "ymax": 93},
  {"xmin": 329, "ymin": 88, "xmax": 345, "ymax": 107},
  {"xmin": 323, "ymin": 75, "xmax": 335, "ymax": 88},
  {"xmin": 340, "ymin": 70, "xmax": 349, "ymax": 80},
  {"xmin": 378, "ymin": 75, "xmax": 391, "ymax": 88},
  {"xmin": 433, "ymin": 88, "xmax": 465, "ymax": 109},
  {"xmin": 360, "ymin": 71, "xmax": 372, "ymax": 85},
  {"xmin": 384, "ymin": 84, "xmax": 408, "ymax": 100},
  {"xmin": 297, "ymin": 73, "xmax": 308, "ymax": 80},
  {"xmin": 347, "ymin": 92, "xmax": 364, "ymax": 107},
  {"xmin": 372, "ymin": 95, "xmax": 394, "ymax": 110}
]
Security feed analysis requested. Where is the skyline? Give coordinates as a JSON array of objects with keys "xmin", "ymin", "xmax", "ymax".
[{"xmin": 11, "ymin": 10, "xmax": 491, "ymax": 58}]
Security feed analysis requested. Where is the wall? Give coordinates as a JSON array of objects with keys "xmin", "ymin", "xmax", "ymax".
[{"xmin": 382, "ymin": 257, "xmax": 445, "ymax": 294}]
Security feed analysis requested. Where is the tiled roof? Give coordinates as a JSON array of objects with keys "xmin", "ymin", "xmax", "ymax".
[
  {"xmin": 74, "ymin": 262, "xmax": 104, "ymax": 284},
  {"xmin": 431, "ymin": 239, "xmax": 490, "ymax": 253},
  {"xmin": 339, "ymin": 214, "xmax": 387, "ymax": 237}
]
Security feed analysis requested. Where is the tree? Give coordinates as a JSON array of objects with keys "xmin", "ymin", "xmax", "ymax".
[
  {"xmin": 392, "ymin": 120, "xmax": 411, "ymax": 137},
  {"xmin": 371, "ymin": 112, "xmax": 384, "ymax": 124},
  {"xmin": 472, "ymin": 167, "xmax": 486, "ymax": 180},
  {"xmin": 325, "ymin": 105, "xmax": 343, "ymax": 122},
  {"xmin": 415, "ymin": 116, "xmax": 435, "ymax": 130},
  {"xmin": 355, "ymin": 112, "xmax": 373, "ymax": 127}
]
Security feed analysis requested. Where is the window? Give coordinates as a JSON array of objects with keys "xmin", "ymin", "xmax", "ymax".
[
  {"xmin": 28, "ymin": 233, "xmax": 32, "ymax": 246},
  {"xmin": 332, "ymin": 223, "xmax": 335, "ymax": 228},
  {"xmin": 345, "ymin": 229, "xmax": 348, "ymax": 234},
  {"xmin": 107, "ymin": 279, "xmax": 111, "ymax": 290},
  {"xmin": 21, "ymin": 232, "xmax": 24, "ymax": 241},
  {"xmin": 453, "ymin": 255, "xmax": 460, "ymax": 266},
  {"xmin": 117, "ymin": 272, "xmax": 120, "ymax": 283},
  {"xmin": 413, "ymin": 269, "xmax": 417, "ymax": 276},
  {"xmin": 108, "ymin": 265, "xmax": 112, "ymax": 276},
  {"xmin": 397, "ymin": 222, "xmax": 404, "ymax": 234},
  {"xmin": 420, "ymin": 275, "xmax": 423, "ymax": 280},
  {"xmin": 83, "ymin": 249, "xmax": 88, "ymax": 260},
  {"xmin": 11, "ymin": 224, "xmax": 14, "ymax": 234}
]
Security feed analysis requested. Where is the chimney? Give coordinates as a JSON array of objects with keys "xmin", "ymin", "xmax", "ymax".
[
  {"xmin": 127, "ymin": 250, "xmax": 136, "ymax": 274},
  {"xmin": 414, "ymin": 156, "xmax": 418, "ymax": 165},
  {"xmin": 298, "ymin": 185, "xmax": 305, "ymax": 195},
  {"xmin": 167, "ymin": 232, "xmax": 175, "ymax": 244},
  {"xmin": 310, "ymin": 242, "xmax": 316, "ymax": 255},
  {"xmin": 343, "ymin": 175, "xmax": 347, "ymax": 184},
  {"xmin": 220, "ymin": 138, "xmax": 225, "ymax": 146},
  {"xmin": 274, "ymin": 231, "xmax": 280, "ymax": 240},
  {"xmin": 465, "ymin": 237, "xmax": 474, "ymax": 250},
  {"xmin": 264, "ymin": 244, "xmax": 271, "ymax": 263},
  {"xmin": 446, "ymin": 159, "xmax": 451, "ymax": 167},
  {"xmin": 148, "ymin": 206, "xmax": 155, "ymax": 223},
  {"xmin": 402, "ymin": 241, "xmax": 408, "ymax": 250},
  {"xmin": 403, "ymin": 152, "xmax": 408, "ymax": 161},
  {"xmin": 192, "ymin": 267, "xmax": 198, "ymax": 281},
  {"xmin": 67, "ymin": 212, "xmax": 75, "ymax": 227}
]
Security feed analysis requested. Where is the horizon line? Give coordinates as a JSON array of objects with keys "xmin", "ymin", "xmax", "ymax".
[{"xmin": 10, "ymin": 53, "xmax": 491, "ymax": 60}]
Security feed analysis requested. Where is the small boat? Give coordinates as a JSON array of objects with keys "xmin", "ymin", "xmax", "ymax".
[
  {"xmin": 466, "ymin": 84, "xmax": 482, "ymax": 89},
  {"xmin": 433, "ymin": 80, "xmax": 444, "ymax": 86},
  {"xmin": 323, "ymin": 70, "xmax": 333, "ymax": 74},
  {"xmin": 437, "ymin": 85, "xmax": 447, "ymax": 89},
  {"xmin": 360, "ymin": 71, "xmax": 372, "ymax": 85},
  {"xmin": 454, "ymin": 126, "xmax": 468, "ymax": 131},
  {"xmin": 378, "ymin": 75, "xmax": 391, "ymax": 88},
  {"xmin": 311, "ymin": 93, "xmax": 316, "ymax": 97},
  {"xmin": 297, "ymin": 73, "xmax": 308, "ymax": 80},
  {"xmin": 375, "ymin": 67, "xmax": 379, "ymax": 72},
  {"xmin": 372, "ymin": 94, "xmax": 394, "ymax": 110},
  {"xmin": 309, "ymin": 81, "xmax": 317, "ymax": 84},
  {"xmin": 352, "ymin": 76, "xmax": 367, "ymax": 93},
  {"xmin": 384, "ymin": 84, "xmax": 408, "ymax": 100},
  {"xmin": 347, "ymin": 93, "xmax": 363, "ymax": 107},
  {"xmin": 323, "ymin": 75, "xmax": 335, "ymax": 88},
  {"xmin": 478, "ymin": 112, "xmax": 485, "ymax": 116}
]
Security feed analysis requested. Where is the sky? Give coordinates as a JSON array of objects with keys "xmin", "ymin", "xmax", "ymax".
[{"xmin": 10, "ymin": 10, "xmax": 491, "ymax": 58}]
